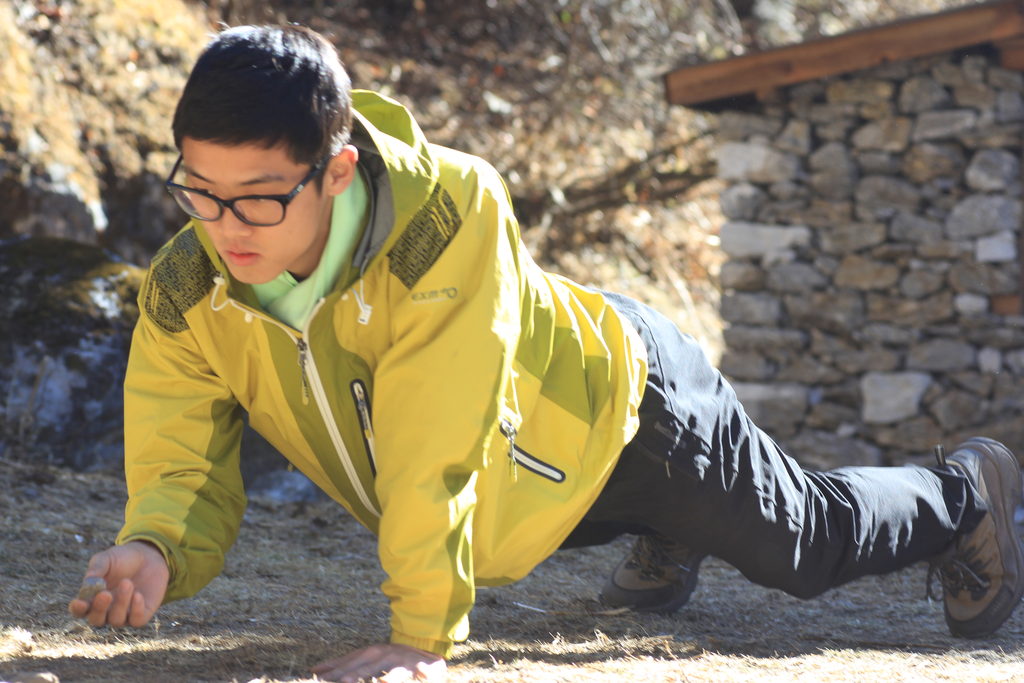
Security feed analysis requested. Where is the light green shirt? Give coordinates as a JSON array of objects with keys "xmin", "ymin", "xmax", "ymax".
[{"xmin": 253, "ymin": 168, "xmax": 369, "ymax": 329}]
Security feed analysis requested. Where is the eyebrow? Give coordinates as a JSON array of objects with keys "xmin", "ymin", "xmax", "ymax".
[{"xmin": 181, "ymin": 163, "xmax": 288, "ymax": 187}]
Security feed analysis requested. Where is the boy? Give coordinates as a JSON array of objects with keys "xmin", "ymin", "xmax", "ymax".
[{"xmin": 70, "ymin": 24, "xmax": 1024, "ymax": 683}]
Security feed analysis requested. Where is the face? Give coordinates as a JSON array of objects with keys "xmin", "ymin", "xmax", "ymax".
[{"xmin": 177, "ymin": 137, "xmax": 357, "ymax": 284}]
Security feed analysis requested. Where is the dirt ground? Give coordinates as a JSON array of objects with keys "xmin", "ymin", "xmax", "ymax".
[{"xmin": 2, "ymin": 457, "xmax": 1023, "ymax": 683}]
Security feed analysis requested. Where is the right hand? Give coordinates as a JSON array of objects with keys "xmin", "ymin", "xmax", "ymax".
[{"xmin": 67, "ymin": 541, "xmax": 169, "ymax": 628}]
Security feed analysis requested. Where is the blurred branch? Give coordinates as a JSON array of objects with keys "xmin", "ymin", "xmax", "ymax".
[{"xmin": 513, "ymin": 133, "xmax": 716, "ymax": 228}]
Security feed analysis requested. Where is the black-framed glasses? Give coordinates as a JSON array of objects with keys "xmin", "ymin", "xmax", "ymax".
[{"xmin": 164, "ymin": 154, "xmax": 328, "ymax": 227}]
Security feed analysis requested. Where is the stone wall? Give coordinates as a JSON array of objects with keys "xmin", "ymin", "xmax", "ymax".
[{"xmin": 714, "ymin": 47, "xmax": 1024, "ymax": 469}]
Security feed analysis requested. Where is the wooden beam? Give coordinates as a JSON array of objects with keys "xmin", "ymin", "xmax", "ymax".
[
  {"xmin": 996, "ymin": 36, "xmax": 1024, "ymax": 68},
  {"xmin": 665, "ymin": 0, "xmax": 1024, "ymax": 107}
]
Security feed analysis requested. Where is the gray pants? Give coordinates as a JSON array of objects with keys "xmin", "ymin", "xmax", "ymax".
[{"xmin": 561, "ymin": 291, "xmax": 986, "ymax": 598}]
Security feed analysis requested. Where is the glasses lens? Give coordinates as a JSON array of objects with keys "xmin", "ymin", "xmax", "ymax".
[
  {"xmin": 171, "ymin": 188, "xmax": 221, "ymax": 221},
  {"xmin": 233, "ymin": 198, "xmax": 286, "ymax": 226}
]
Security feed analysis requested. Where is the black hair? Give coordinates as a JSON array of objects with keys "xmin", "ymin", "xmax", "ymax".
[{"xmin": 172, "ymin": 25, "xmax": 352, "ymax": 168}]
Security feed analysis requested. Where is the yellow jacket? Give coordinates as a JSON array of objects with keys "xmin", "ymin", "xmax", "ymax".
[{"xmin": 117, "ymin": 90, "xmax": 648, "ymax": 656}]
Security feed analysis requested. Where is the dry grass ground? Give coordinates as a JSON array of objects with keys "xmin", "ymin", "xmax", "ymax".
[{"xmin": 2, "ymin": 459, "xmax": 1024, "ymax": 682}]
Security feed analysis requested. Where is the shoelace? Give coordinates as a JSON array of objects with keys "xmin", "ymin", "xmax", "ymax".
[
  {"xmin": 631, "ymin": 536, "xmax": 696, "ymax": 581},
  {"xmin": 926, "ymin": 547, "xmax": 991, "ymax": 602}
]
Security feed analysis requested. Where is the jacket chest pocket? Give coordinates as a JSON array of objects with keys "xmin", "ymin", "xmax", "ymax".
[{"xmin": 350, "ymin": 379, "xmax": 377, "ymax": 476}]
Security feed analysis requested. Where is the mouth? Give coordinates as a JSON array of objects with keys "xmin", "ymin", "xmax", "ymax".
[{"xmin": 224, "ymin": 249, "xmax": 259, "ymax": 266}]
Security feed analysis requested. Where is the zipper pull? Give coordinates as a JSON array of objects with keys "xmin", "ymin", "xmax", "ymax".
[
  {"xmin": 296, "ymin": 339, "xmax": 311, "ymax": 406},
  {"xmin": 500, "ymin": 418, "xmax": 518, "ymax": 481},
  {"xmin": 352, "ymin": 381, "xmax": 377, "ymax": 475}
]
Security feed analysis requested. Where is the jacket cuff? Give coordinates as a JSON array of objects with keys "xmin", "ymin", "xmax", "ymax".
[
  {"xmin": 115, "ymin": 532, "xmax": 185, "ymax": 601},
  {"xmin": 390, "ymin": 631, "xmax": 454, "ymax": 658}
]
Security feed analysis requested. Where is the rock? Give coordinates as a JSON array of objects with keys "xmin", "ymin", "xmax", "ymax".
[
  {"xmin": 890, "ymin": 212, "xmax": 944, "ymax": 245},
  {"xmin": 855, "ymin": 176, "xmax": 921, "ymax": 217},
  {"xmin": 718, "ymin": 111, "xmax": 785, "ymax": 140},
  {"xmin": 995, "ymin": 90, "xmax": 1024, "ymax": 122},
  {"xmin": 948, "ymin": 260, "xmax": 1019, "ymax": 295},
  {"xmin": 851, "ymin": 117, "xmax": 912, "ymax": 151},
  {"xmin": 732, "ymin": 382, "xmax": 808, "ymax": 437},
  {"xmin": 866, "ymin": 292, "xmax": 954, "ymax": 327},
  {"xmin": 911, "ymin": 109, "xmax": 978, "ymax": 141},
  {"xmin": 898, "ymin": 76, "xmax": 950, "ymax": 113},
  {"xmin": 809, "ymin": 102, "xmax": 859, "ymax": 122},
  {"xmin": 819, "ymin": 222, "xmax": 887, "ymax": 254},
  {"xmin": 723, "ymin": 325, "xmax": 808, "ymax": 351},
  {"xmin": 834, "ymin": 346, "xmax": 901, "ymax": 374},
  {"xmin": 76, "ymin": 576, "xmax": 106, "ymax": 604},
  {"xmin": 774, "ymin": 119, "xmax": 812, "ymax": 154},
  {"xmin": 720, "ymin": 351, "xmax": 773, "ymax": 381},
  {"xmin": 976, "ymin": 230, "xmax": 1017, "ymax": 263},
  {"xmin": 826, "ymin": 79, "xmax": 894, "ymax": 104},
  {"xmin": 931, "ymin": 61, "xmax": 970, "ymax": 87},
  {"xmin": 953, "ymin": 82, "xmax": 996, "ymax": 110},
  {"xmin": 808, "ymin": 142, "xmax": 858, "ymax": 199},
  {"xmin": 834, "ymin": 255, "xmax": 901, "ymax": 290},
  {"xmin": 0, "ymin": 237, "xmax": 142, "ymax": 469},
  {"xmin": 719, "ymin": 221, "xmax": 812, "ymax": 259},
  {"xmin": 856, "ymin": 151, "xmax": 902, "ymax": 175},
  {"xmin": 794, "ymin": 200, "xmax": 855, "ymax": 228},
  {"xmin": 719, "ymin": 261, "xmax": 765, "ymax": 291},
  {"xmin": 720, "ymin": 292, "xmax": 782, "ymax": 326},
  {"xmin": 901, "ymin": 143, "xmax": 964, "ymax": 183},
  {"xmin": 871, "ymin": 415, "xmax": 943, "ymax": 455},
  {"xmin": 946, "ymin": 195, "xmax": 1021, "ymax": 239},
  {"xmin": 719, "ymin": 183, "xmax": 766, "ymax": 220},
  {"xmin": 989, "ymin": 67, "xmax": 1024, "ymax": 91},
  {"xmin": 856, "ymin": 323, "xmax": 921, "ymax": 346},
  {"xmin": 979, "ymin": 347, "xmax": 1003, "ymax": 373},
  {"xmin": 954, "ymin": 293, "xmax": 989, "ymax": 315},
  {"xmin": 965, "ymin": 149, "xmax": 1019, "ymax": 191},
  {"xmin": 0, "ymin": 1, "xmax": 204, "ymax": 262},
  {"xmin": 861, "ymin": 372, "xmax": 932, "ymax": 424},
  {"xmin": 781, "ymin": 430, "xmax": 882, "ymax": 470},
  {"xmin": 900, "ymin": 269, "xmax": 944, "ymax": 299},
  {"xmin": 785, "ymin": 291, "xmax": 866, "ymax": 334},
  {"xmin": 765, "ymin": 262, "xmax": 828, "ymax": 292},
  {"xmin": 716, "ymin": 142, "xmax": 800, "ymax": 183},
  {"xmin": 907, "ymin": 339, "xmax": 976, "ymax": 371},
  {"xmin": 928, "ymin": 389, "xmax": 985, "ymax": 431},
  {"xmin": 768, "ymin": 181, "xmax": 809, "ymax": 201}
]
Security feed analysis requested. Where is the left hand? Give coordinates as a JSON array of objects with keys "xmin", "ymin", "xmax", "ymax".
[{"xmin": 311, "ymin": 643, "xmax": 447, "ymax": 682}]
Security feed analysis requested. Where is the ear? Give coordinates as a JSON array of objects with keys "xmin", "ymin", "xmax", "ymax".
[{"xmin": 322, "ymin": 145, "xmax": 359, "ymax": 197}]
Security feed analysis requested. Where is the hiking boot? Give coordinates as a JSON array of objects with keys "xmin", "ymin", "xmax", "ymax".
[
  {"xmin": 927, "ymin": 437, "xmax": 1024, "ymax": 638},
  {"xmin": 600, "ymin": 534, "xmax": 705, "ymax": 614}
]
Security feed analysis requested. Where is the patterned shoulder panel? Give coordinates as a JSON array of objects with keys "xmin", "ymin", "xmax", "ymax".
[
  {"xmin": 142, "ymin": 228, "xmax": 218, "ymax": 333},
  {"xmin": 387, "ymin": 183, "xmax": 462, "ymax": 289}
]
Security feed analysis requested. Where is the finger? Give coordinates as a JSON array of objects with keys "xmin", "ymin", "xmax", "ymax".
[
  {"xmin": 128, "ymin": 591, "xmax": 153, "ymax": 628},
  {"xmin": 86, "ymin": 590, "xmax": 114, "ymax": 627},
  {"xmin": 85, "ymin": 551, "xmax": 113, "ymax": 578},
  {"xmin": 68, "ymin": 597, "xmax": 89, "ymax": 618},
  {"xmin": 379, "ymin": 665, "xmax": 415, "ymax": 682},
  {"xmin": 106, "ymin": 579, "xmax": 134, "ymax": 627},
  {"xmin": 312, "ymin": 654, "xmax": 362, "ymax": 674}
]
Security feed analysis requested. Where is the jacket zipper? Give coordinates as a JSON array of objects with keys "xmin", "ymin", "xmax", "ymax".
[
  {"xmin": 210, "ymin": 278, "xmax": 379, "ymax": 518},
  {"xmin": 499, "ymin": 417, "xmax": 565, "ymax": 483},
  {"xmin": 351, "ymin": 379, "xmax": 377, "ymax": 475},
  {"xmin": 511, "ymin": 446, "xmax": 566, "ymax": 483},
  {"xmin": 301, "ymin": 297, "xmax": 380, "ymax": 517},
  {"xmin": 499, "ymin": 418, "xmax": 518, "ymax": 480}
]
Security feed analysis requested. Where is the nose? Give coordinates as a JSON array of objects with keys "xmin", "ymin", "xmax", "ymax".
[{"xmin": 211, "ymin": 209, "xmax": 254, "ymax": 239}]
